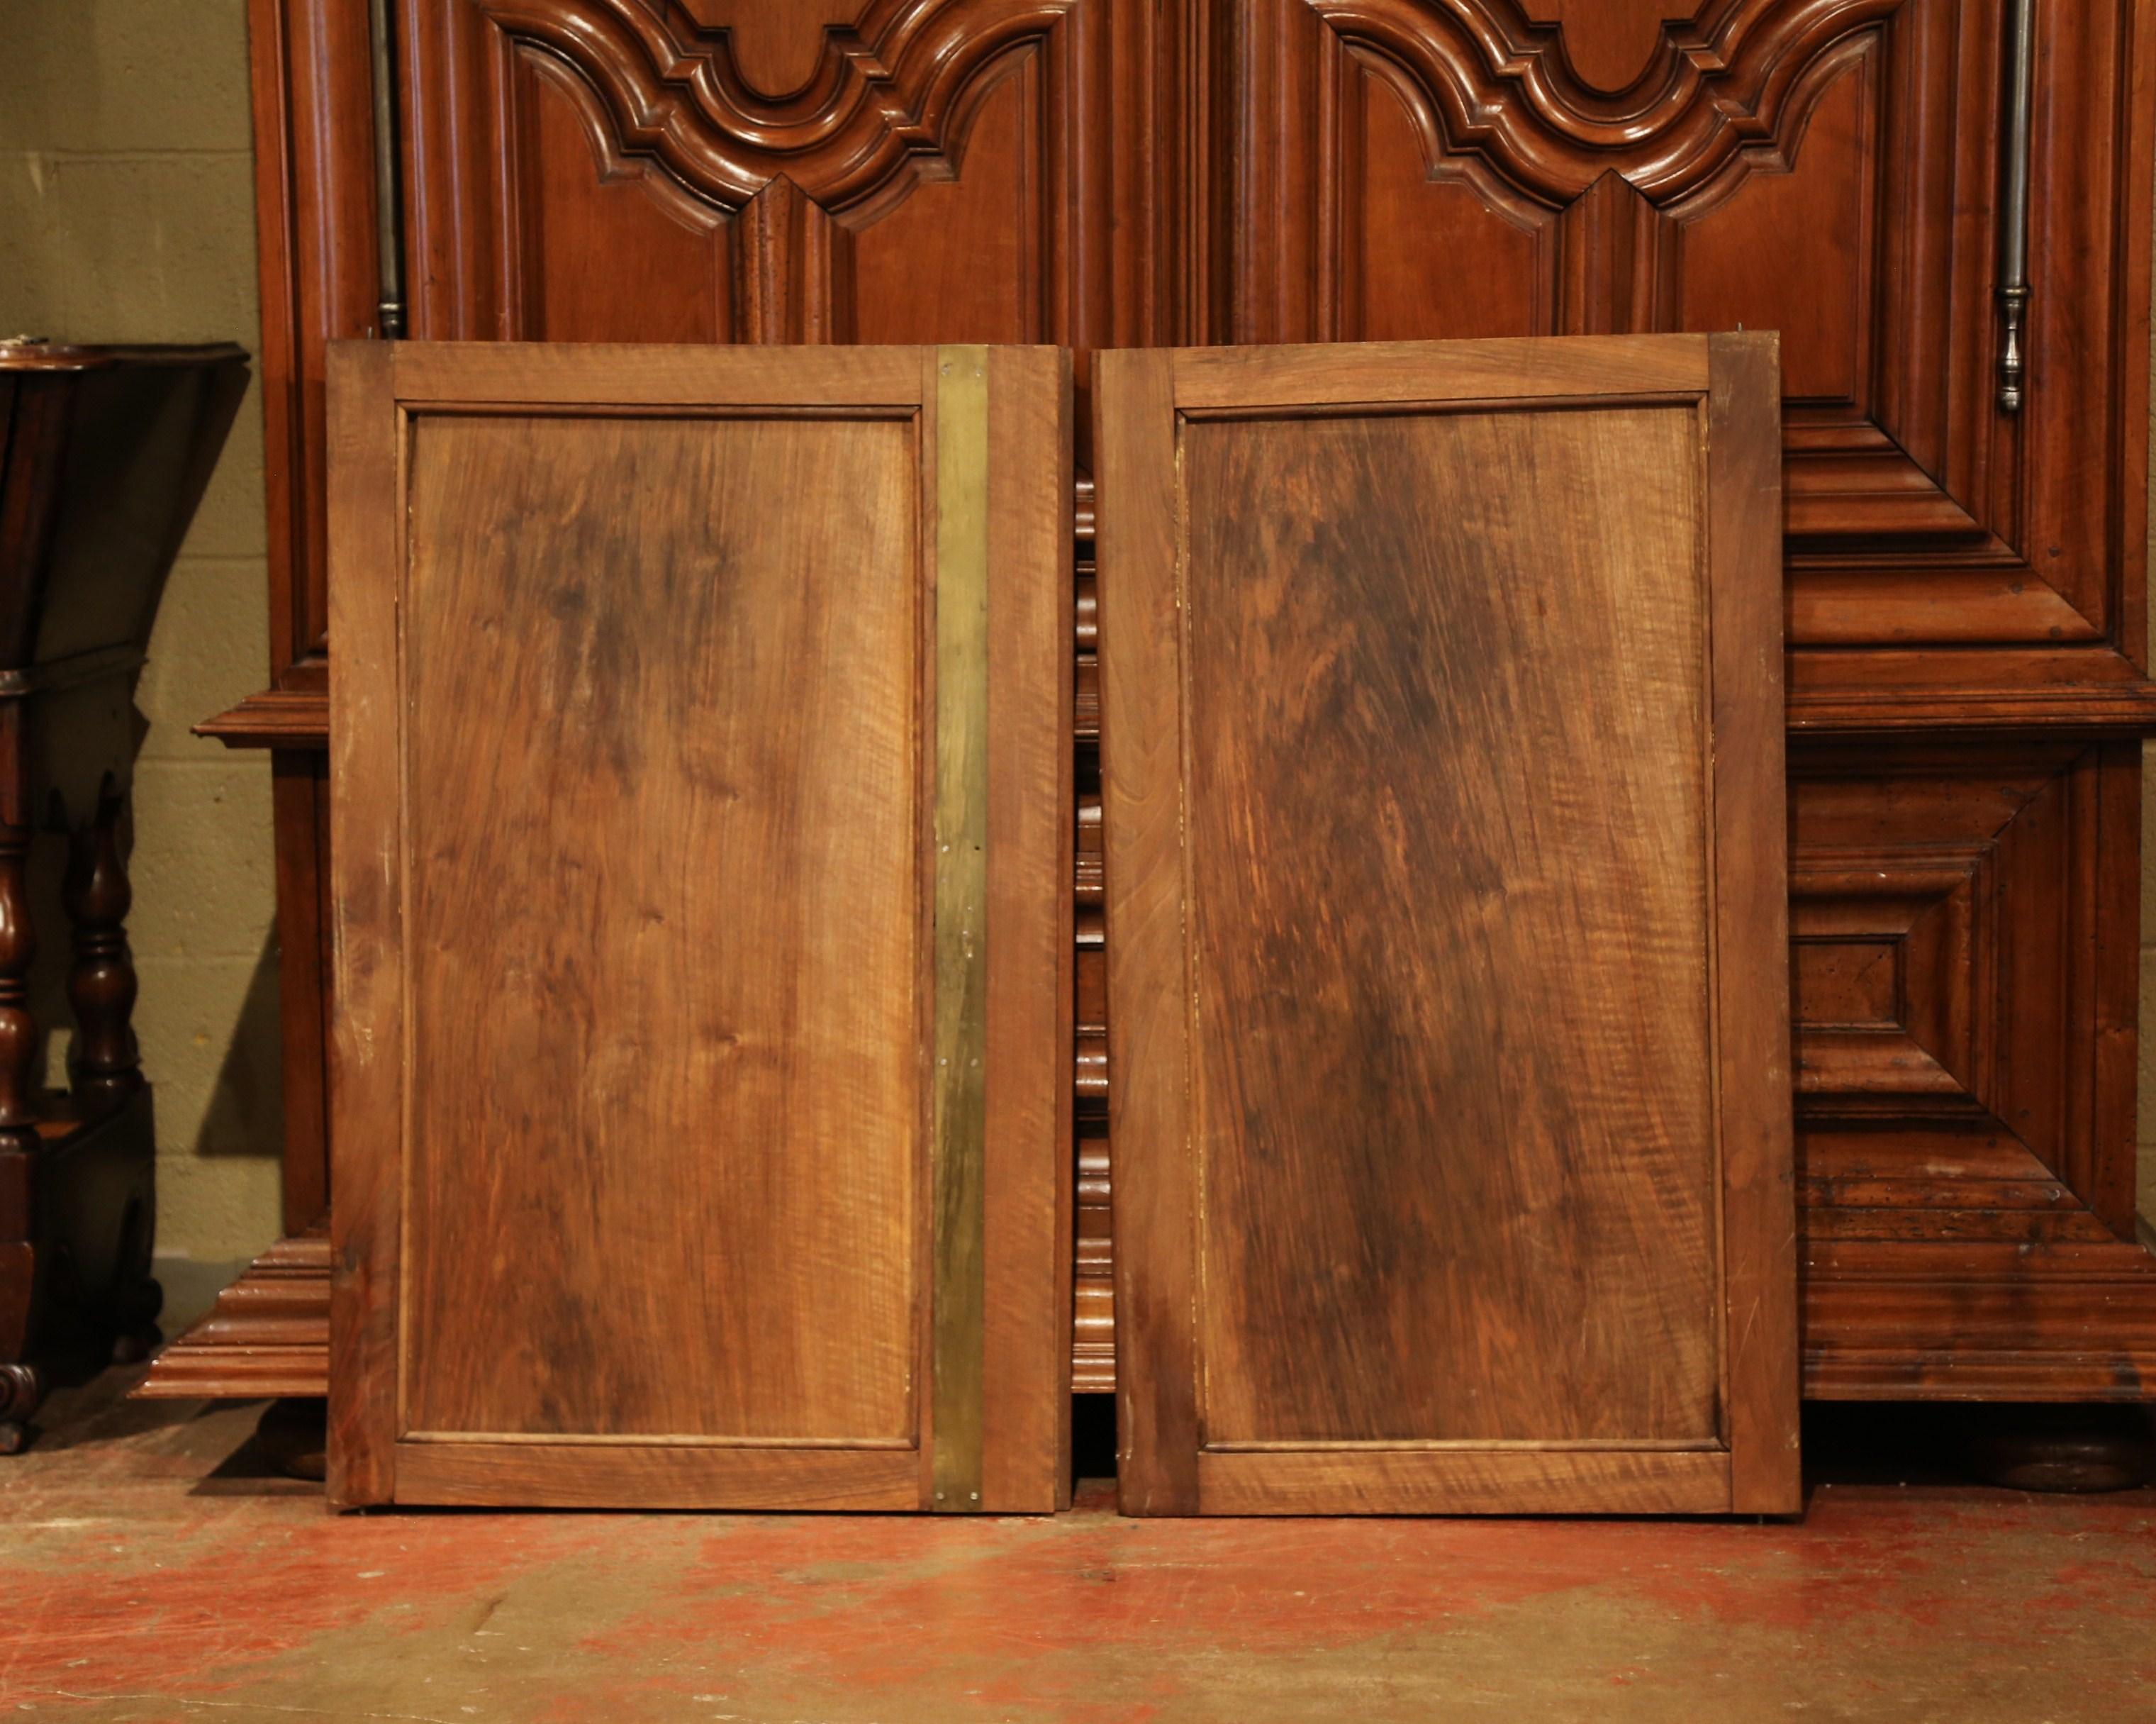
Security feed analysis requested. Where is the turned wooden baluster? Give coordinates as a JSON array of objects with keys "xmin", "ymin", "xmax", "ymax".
[
  {"xmin": 0, "ymin": 703, "xmax": 38, "ymax": 1154},
  {"xmin": 63, "ymin": 774, "xmax": 140, "ymax": 1112}
]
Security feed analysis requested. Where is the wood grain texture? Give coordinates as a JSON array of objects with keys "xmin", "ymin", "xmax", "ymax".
[
  {"xmin": 325, "ymin": 338, "xmax": 401, "ymax": 1508},
  {"xmin": 1182, "ymin": 401, "xmax": 1716, "ymax": 1449},
  {"xmin": 1173, "ymin": 335, "xmax": 1709, "ymax": 407},
  {"xmin": 1196, "ymin": 1448, "xmax": 1733, "ymax": 1517},
  {"xmin": 401, "ymin": 408, "xmax": 922, "ymax": 1447},
  {"xmin": 392, "ymin": 1442, "xmax": 920, "ymax": 1511},
  {"xmin": 387, "ymin": 341, "xmax": 927, "ymax": 406},
  {"xmin": 1096, "ymin": 347, "xmax": 1199, "ymax": 1513},
  {"xmin": 1706, "ymin": 333, "xmax": 1802, "ymax": 1513},
  {"xmin": 228, "ymin": 0, "xmax": 2156, "ymax": 1425},
  {"xmin": 326, "ymin": 341, "xmax": 1069, "ymax": 1511},
  {"xmin": 978, "ymin": 346, "xmax": 1076, "ymax": 1511},
  {"xmin": 1099, "ymin": 333, "xmax": 1796, "ymax": 1514}
]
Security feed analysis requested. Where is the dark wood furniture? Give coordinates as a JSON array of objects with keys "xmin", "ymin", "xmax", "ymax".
[
  {"xmin": 0, "ymin": 339, "xmax": 250, "ymax": 1450},
  {"xmin": 154, "ymin": 0, "xmax": 2156, "ymax": 1416},
  {"xmin": 325, "ymin": 340, "xmax": 1073, "ymax": 1511},
  {"xmin": 1100, "ymin": 333, "xmax": 1798, "ymax": 1514}
]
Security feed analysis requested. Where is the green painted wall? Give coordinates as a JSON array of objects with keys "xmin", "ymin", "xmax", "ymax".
[{"xmin": 0, "ymin": 0, "xmax": 282, "ymax": 1294}]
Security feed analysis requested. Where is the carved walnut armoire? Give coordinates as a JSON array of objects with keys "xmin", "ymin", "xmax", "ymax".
[{"xmin": 145, "ymin": 0, "xmax": 2156, "ymax": 1412}]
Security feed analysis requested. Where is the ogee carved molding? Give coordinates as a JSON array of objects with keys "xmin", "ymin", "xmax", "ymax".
[
  {"xmin": 1304, "ymin": 0, "xmax": 1899, "ymax": 202},
  {"xmin": 461, "ymin": 0, "xmax": 1077, "ymax": 210}
]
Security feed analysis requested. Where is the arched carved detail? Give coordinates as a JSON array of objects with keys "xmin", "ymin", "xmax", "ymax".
[
  {"xmin": 645, "ymin": 0, "xmax": 876, "ymax": 106},
  {"xmin": 1655, "ymin": 26, "xmax": 1877, "ymax": 224},
  {"xmin": 466, "ymin": 0, "xmax": 1072, "ymax": 212},
  {"xmin": 523, "ymin": 43, "xmax": 732, "ymax": 232},
  {"xmin": 1513, "ymin": 1, "xmax": 1716, "ymax": 99},
  {"xmin": 1440, "ymin": 0, "xmax": 1777, "ymax": 117},
  {"xmin": 1306, "ymin": 0, "xmax": 1897, "ymax": 203},
  {"xmin": 1350, "ymin": 45, "xmax": 1559, "ymax": 234}
]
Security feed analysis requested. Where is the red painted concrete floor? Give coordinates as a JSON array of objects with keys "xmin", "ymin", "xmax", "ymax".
[{"xmin": 4, "ymin": 1377, "xmax": 2155, "ymax": 1723}]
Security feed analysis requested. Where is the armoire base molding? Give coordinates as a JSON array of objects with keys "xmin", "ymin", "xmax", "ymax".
[
  {"xmin": 1804, "ymin": 1235, "xmax": 2156, "ymax": 1400},
  {"xmin": 133, "ymin": 1228, "xmax": 329, "ymax": 1401},
  {"xmin": 140, "ymin": 1232, "xmax": 2156, "ymax": 1407}
]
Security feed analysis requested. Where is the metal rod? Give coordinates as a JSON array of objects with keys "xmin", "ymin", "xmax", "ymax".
[
  {"xmin": 1996, "ymin": 0, "xmax": 2035, "ymax": 413},
  {"xmin": 367, "ymin": 0, "xmax": 407, "ymax": 339}
]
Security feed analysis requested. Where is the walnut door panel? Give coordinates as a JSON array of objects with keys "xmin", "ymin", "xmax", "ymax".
[
  {"xmin": 1097, "ymin": 335, "xmax": 1799, "ymax": 1513},
  {"xmin": 400, "ymin": 410, "xmax": 920, "ymax": 1447},
  {"xmin": 1229, "ymin": 0, "xmax": 2151, "ymax": 657},
  {"xmin": 327, "ymin": 340, "xmax": 1072, "ymax": 1510}
]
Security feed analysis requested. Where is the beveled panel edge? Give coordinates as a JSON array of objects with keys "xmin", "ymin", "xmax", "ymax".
[
  {"xmin": 386, "ymin": 340, "xmax": 932, "ymax": 406},
  {"xmin": 1171, "ymin": 335, "xmax": 1711, "ymax": 409},
  {"xmin": 1196, "ymin": 1447, "xmax": 1734, "ymax": 1516}
]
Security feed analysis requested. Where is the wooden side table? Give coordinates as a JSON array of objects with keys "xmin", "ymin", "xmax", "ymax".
[{"xmin": 0, "ymin": 338, "xmax": 250, "ymax": 1451}]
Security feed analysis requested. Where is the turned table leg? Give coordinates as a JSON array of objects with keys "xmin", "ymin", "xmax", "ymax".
[
  {"xmin": 60, "ymin": 776, "xmax": 160, "ymax": 1364},
  {"xmin": 0, "ymin": 704, "xmax": 39, "ymax": 1155},
  {"xmin": 0, "ymin": 703, "xmax": 37, "ymax": 1453},
  {"xmin": 64, "ymin": 774, "xmax": 142, "ymax": 1112}
]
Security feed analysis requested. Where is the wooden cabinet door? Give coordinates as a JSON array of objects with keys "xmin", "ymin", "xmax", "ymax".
[
  {"xmin": 1227, "ymin": 0, "xmax": 2150, "ymax": 673},
  {"xmin": 325, "ymin": 341, "xmax": 1072, "ymax": 1511},
  {"xmin": 1097, "ymin": 334, "xmax": 1799, "ymax": 1515},
  {"xmin": 397, "ymin": 0, "xmax": 1173, "ymax": 357}
]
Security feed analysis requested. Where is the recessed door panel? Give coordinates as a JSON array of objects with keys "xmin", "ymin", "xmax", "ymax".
[
  {"xmin": 328, "ymin": 340, "xmax": 1073, "ymax": 1511},
  {"xmin": 1097, "ymin": 334, "xmax": 1799, "ymax": 1514}
]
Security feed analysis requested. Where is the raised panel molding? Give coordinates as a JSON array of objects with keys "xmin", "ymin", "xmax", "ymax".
[
  {"xmin": 1789, "ymin": 741, "xmax": 2140, "ymax": 1242},
  {"xmin": 405, "ymin": 0, "xmax": 1116, "ymax": 347},
  {"xmin": 1792, "ymin": 845, "xmax": 1987, "ymax": 1108},
  {"xmin": 453, "ymin": 0, "xmax": 1071, "ymax": 206},
  {"xmin": 1290, "ymin": 0, "xmax": 1901, "ymax": 202},
  {"xmin": 654, "ymin": 1, "xmax": 876, "ymax": 99},
  {"xmin": 1515, "ymin": 0, "xmax": 1714, "ymax": 96},
  {"xmin": 514, "ymin": 47, "xmax": 737, "ymax": 340}
]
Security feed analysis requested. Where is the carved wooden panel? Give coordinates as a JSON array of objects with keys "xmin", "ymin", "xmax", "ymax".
[
  {"xmin": 661, "ymin": 1, "xmax": 876, "ymax": 96},
  {"xmin": 1229, "ymin": 0, "xmax": 2149, "ymax": 657},
  {"xmin": 325, "ymin": 340, "xmax": 1073, "ymax": 1510},
  {"xmin": 1517, "ymin": 1, "xmax": 1711, "ymax": 92},
  {"xmin": 401, "ymin": 0, "xmax": 1166, "ymax": 369},
  {"xmin": 1791, "ymin": 740, "xmax": 2142, "ymax": 1243}
]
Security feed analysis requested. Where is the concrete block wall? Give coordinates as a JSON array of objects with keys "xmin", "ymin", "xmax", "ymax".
[{"xmin": 0, "ymin": 0, "xmax": 282, "ymax": 1301}]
